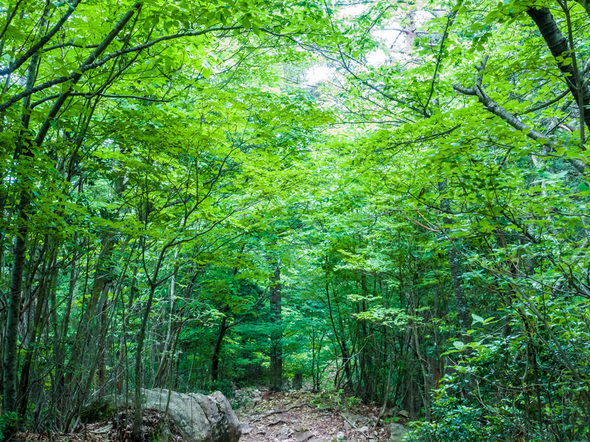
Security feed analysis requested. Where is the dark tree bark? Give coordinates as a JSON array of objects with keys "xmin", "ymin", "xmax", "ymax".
[
  {"xmin": 133, "ymin": 235, "xmax": 175, "ymax": 440},
  {"xmin": 527, "ymin": 7, "xmax": 590, "ymax": 133},
  {"xmin": 53, "ymin": 240, "xmax": 78, "ymax": 427},
  {"xmin": 210, "ymin": 261, "xmax": 242, "ymax": 384},
  {"xmin": 133, "ymin": 282, "xmax": 157, "ymax": 440},
  {"xmin": 269, "ymin": 261, "xmax": 283, "ymax": 391},
  {"xmin": 18, "ymin": 247, "xmax": 57, "ymax": 418},
  {"xmin": 438, "ymin": 180, "xmax": 470, "ymax": 335},
  {"xmin": 2, "ymin": 45, "xmax": 41, "ymax": 419},
  {"xmin": 65, "ymin": 235, "xmax": 114, "ymax": 381},
  {"xmin": 2, "ymin": 195, "xmax": 30, "ymax": 417},
  {"xmin": 324, "ymin": 271, "xmax": 352, "ymax": 390},
  {"xmin": 211, "ymin": 314, "xmax": 228, "ymax": 383}
]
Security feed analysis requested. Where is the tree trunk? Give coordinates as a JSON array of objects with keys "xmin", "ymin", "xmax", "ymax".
[
  {"xmin": 211, "ymin": 314, "xmax": 228, "ymax": 383},
  {"xmin": 133, "ymin": 283, "xmax": 157, "ymax": 440},
  {"xmin": 1, "ymin": 45, "xmax": 41, "ymax": 423},
  {"xmin": 65, "ymin": 234, "xmax": 115, "ymax": 390},
  {"xmin": 54, "ymin": 243, "xmax": 78, "ymax": 427},
  {"xmin": 325, "ymin": 273, "xmax": 352, "ymax": 390},
  {"xmin": 527, "ymin": 7, "xmax": 590, "ymax": 133},
  {"xmin": 3, "ymin": 194, "xmax": 30, "ymax": 418},
  {"xmin": 269, "ymin": 261, "xmax": 283, "ymax": 391},
  {"xmin": 18, "ymin": 247, "xmax": 58, "ymax": 418},
  {"xmin": 438, "ymin": 180, "xmax": 470, "ymax": 335},
  {"xmin": 155, "ymin": 258, "xmax": 179, "ymax": 388}
]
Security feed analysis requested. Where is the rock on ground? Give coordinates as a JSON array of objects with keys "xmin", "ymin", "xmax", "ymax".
[
  {"xmin": 142, "ymin": 388, "xmax": 241, "ymax": 442},
  {"xmin": 388, "ymin": 422, "xmax": 410, "ymax": 441}
]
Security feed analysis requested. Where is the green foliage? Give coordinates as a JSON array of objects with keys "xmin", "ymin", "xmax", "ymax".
[
  {"xmin": 405, "ymin": 395, "xmax": 518, "ymax": 441},
  {"xmin": 3, "ymin": 0, "xmax": 590, "ymax": 439},
  {"xmin": 409, "ymin": 293, "xmax": 590, "ymax": 440},
  {"xmin": 0, "ymin": 412, "xmax": 20, "ymax": 441}
]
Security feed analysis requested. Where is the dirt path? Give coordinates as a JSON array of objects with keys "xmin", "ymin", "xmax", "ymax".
[
  {"xmin": 237, "ymin": 391, "xmax": 391, "ymax": 442},
  {"xmin": 16, "ymin": 390, "xmax": 407, "ymax": 442}
]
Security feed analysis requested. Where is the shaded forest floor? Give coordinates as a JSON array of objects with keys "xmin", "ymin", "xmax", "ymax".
[
  {"xmin": 236, "ymin": 390, "xmax": 396, "ymax": 441},
  {"xmin": 16, "ymin": 389, "xmax": 407, "ymax": 441}
]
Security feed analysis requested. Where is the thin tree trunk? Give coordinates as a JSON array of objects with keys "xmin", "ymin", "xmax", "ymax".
[
  {"xmin": 65, "ymin": 234, "xmax": 115, "ymax": 389},
  {"xmin": 269, "ymin": 260, "xmax": 282, "ymax": 391},
  {"xmin": 133, "ymin": 237, "xmax": 173, "ymax": 440},
  {"xmin": 325, "ymin": 271, "xmax": 352, "ymax": 389},
  {"xmin": 133, "ymin": 283, "xmax": 157, "ymax": 440},
  {"xmin": 18, "ymin": 245, "xmax": 58, "ymax": 417},
  {"xmin": 375, "ymin": 347, "xmax": 394, "ymax": 427},
  {"xmin": 211, "ymin": 314, "xmax": 228, "ymax": 383},
  {"xmin": 155, "ymin": 255, "xmax": 179, "ymax": 387},
  {"xmin": 54, "ymin": 239, "xmax": 78, "ymax": 427},
  {"xmin": 438, "ymin": 180, "xmax": 470, "ymax": 335},
  {"xmin": 2, "ymin": 44, "xmax": 41, "ymax": 420}
]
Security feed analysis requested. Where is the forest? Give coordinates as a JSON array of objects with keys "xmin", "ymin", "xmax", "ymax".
[{"xmin": 1, "ymin": 0, "xmax": 590, "ymax": 440}]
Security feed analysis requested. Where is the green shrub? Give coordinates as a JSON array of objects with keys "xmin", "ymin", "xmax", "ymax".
[{"xmin": 0, "ymin": 411, "xmax": 20, "ymax": 441}]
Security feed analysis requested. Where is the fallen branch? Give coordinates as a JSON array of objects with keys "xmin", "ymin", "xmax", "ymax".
[
  {"xmin": 268, "ymin": 419, "xmax": 288, "ymax": 426},
  {"xmin": 251, "ymin": 402, "xmax": 311, "ymax": 423},
  {"xmin": 340, "ymin": 413, "xmax": 356, "ymax": 429}
]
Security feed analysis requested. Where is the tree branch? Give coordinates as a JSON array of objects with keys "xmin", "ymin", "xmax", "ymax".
[
  {"xmin": 518, "ymin": 88, "xmax": 570, "ymax": 115},
  {"xmin": 454, "ymin": 57, "xmax": 585, "ymax": 173},
  {"xmin": 34, "ymin": 2, "xmax": 143, "ymax": 147},
  {"xmin": 0, "ymin": 25, "xmax": 243, "ymax": 112},
  {"xmin": 31, "ymin": 92, "xmax": 171, "ymax": 108},
  {"xmin": 0, "ymin": 0, "xmax": 82, "ymax": 76}
]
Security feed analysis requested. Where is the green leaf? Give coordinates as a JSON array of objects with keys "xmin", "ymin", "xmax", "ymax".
[{"xmin": 472, "ymin": 314, "xmax": 484, "ymax": 323}]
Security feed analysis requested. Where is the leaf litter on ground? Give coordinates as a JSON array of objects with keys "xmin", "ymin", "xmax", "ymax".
[{"xmin": 236, "ymin": 389, "xmax": 395, "ymax": 442}]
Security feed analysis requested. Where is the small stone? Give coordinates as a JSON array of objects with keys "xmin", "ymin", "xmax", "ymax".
[
  {"xmin": 277, "ymin": 426, "xmax": 292, "ymax": 439},
  {"xmin": 241, "ymin": 423, "xmax": 254, "ymax": 435},
  {"xmin": 296, "ymin": 430, "xmax": 315, "ymax": 442}
]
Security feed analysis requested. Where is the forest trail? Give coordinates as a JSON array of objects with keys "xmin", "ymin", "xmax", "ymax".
[
  {"xmin": 16, "ymin": 389, "xmax": 406, "ymax": 442},
  {"xmin": 237, "ymin": 390, "xmax": 396, "ymax": 442}
]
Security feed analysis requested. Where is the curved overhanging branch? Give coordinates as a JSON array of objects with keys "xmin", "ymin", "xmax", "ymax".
[{"xmin": 453, "ymin": 56, "xmax": 586, "ymax": 174}]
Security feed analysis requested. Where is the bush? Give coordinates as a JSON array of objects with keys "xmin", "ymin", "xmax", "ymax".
[
  {"xmin": 80, "ymin": 398, "xmax": 116, "ymax": 423},
  {"xmin": 0, "ymin": 412, "xmax": 20, "ymax": 441},
  {"xmin": 407, "ymin": 313, "xmax": 590, "ymax": 442}
]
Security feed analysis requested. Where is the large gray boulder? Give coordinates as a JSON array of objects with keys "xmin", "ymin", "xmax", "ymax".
[{"xmin": 141, "ymin": 388, "xmax": 241, "ymax": 442}]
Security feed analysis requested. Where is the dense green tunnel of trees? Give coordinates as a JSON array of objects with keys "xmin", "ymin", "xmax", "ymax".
[{"xmin": 1, "ymin": 0, "xmax": 590, "ymax": 439}]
